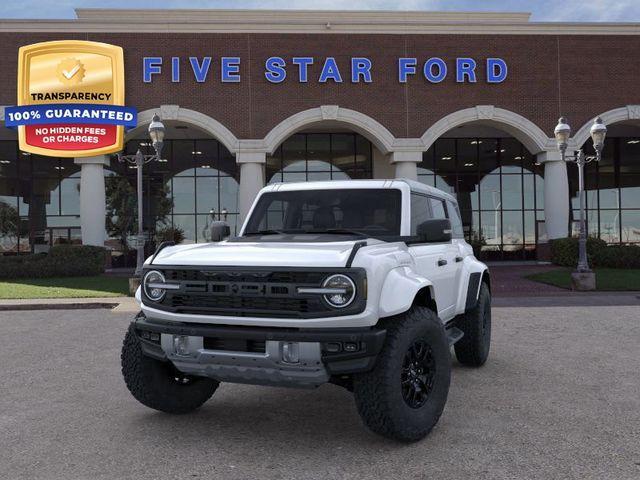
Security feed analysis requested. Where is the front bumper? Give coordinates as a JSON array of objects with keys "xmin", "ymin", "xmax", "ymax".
[{"xmin": 134, "ymin": 313, "xmax": 386, "ymax": 388}]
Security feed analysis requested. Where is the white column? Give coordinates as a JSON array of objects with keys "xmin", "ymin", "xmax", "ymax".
[
  {"xmin": 538, "ymin": 151, "xmax": 569, "ymax": 239},
  {"xmin": 237, "ymin": 151, "xmax": 266, "ymax": 224},
  {"xmin": 390, "ymin": 151, "xmax": 422, "ymax": 181},
  {"xmin": 74, "ymin": 155, "xmax": 109, "ymax": 246}
]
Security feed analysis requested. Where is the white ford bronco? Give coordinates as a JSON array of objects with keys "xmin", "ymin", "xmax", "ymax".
[{"xmin": 122, "ymin": 179, "xmax": 491, "ymax": 441}]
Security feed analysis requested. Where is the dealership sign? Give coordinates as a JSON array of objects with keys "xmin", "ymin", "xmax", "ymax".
[
  {"xmin": 142, "ymin": 56, "xmax": 508, "ymax": 84},
  {"xmin": 5, "ymin": 40, "xmax": 137, "ymax": 157}
]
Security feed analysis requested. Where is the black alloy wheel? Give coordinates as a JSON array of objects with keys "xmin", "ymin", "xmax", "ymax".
[{"xmin": 401, "ymin": 340, "xmax": 436, "ymax": 409}]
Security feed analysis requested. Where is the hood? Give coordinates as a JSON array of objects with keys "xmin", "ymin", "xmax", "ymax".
[{"xmin": 149, "ymin": 239, "xmax": 374, "ymax": 268}]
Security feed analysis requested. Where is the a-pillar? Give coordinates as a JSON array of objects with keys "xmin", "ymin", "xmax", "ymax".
[
  {"xmin": 237, "ymin": 151, "xmax": 266, "ymax": 224},
  {"xmin": 391, "ymin": 151, "xmax": 422, "ymax": 181},
  {"xmin": 74, "ymin": 155, "xmax": 109, "ymax": 246},
  {"xmin": 538, "ymin": 151, "xmax": 569, "ymax": 239}
]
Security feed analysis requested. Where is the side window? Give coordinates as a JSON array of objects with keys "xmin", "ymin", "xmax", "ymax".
[
  {"xmin": 429, "ymin": 197, "xmax": 447, "ymax": 220},
  {"xmin": 446, "ymin": 200, "xmax": 464, "ymax": 238},
  {"xmin": 410, "ymin": 193, "xmax": 431, "ymax": 235}
]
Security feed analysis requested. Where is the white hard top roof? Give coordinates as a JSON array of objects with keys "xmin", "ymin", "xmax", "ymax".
[{"xmin": 262, "ymin": 178, "xmax": 458, "ymax": 203}]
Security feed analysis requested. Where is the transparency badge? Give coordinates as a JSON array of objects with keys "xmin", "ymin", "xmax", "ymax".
[{"xmin": 5, "ymin": 40, "xmax": 137, "ymax": 157}]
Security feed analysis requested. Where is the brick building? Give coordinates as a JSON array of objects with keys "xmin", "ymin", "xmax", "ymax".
[{"xmin": 0, "ymin": 9, "xmax": 639, "ymax": 263}]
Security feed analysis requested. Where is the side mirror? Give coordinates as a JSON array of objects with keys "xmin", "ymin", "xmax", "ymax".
[
  {"xmin": 210, "ymin": 221, "xmax": 231, "ymax": 242},
  {"xmin": 416, "ymin": 218, "xmax": 452, "ymax": 243}
]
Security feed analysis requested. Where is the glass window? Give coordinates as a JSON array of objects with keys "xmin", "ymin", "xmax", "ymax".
[
  {"xmin": 599, "ymin": 210, "xmax": 620, "ymax": 243},
  {"xmin": 172, "ymin": 177, "xmax": 195, "ymax": 214},
  {"xmin": 457, "ymin": 138, "xmax": 478, "ymax": 173},
  {"xmin": 620, "ymin": 138, "xmax": 640, "ymax": 174},
  {"xmin": 173, "ymin": 140, "xmax": 195, "ymax": 176},
  {"xmin": 196, "ymin": 177, "xmax": 218, "ymax": 214},
  {"xmin": 266, "ymin": 133, "xmax": 372, "ymax": 184},
  {"xmin": 501, "ymin": 175, "xmax": 523, "ymax": 210},
  {"xmin": 455, "ymin": 175, "xmax": 479, "ymax": 211},
  {"xmin": 620, "ymin": 174, "xmax": 640, "ymax": 209},
  {"xmin": 479, "ymin": 175, "xmax": 501, "ymax": 211},
  {"xmin": 502, "ymin": 211, "xmax": 523, "ymax": 247},
  {"xmin": 245, "ymin": 189, "xmax": 402, "ymax": 236},
  {"xmin": 410, "ymin": 193, "xmax": 431, "ymax": 235},
  {"xmin": 60, "ymin": 177, "xmax": 80, "ymax": 215},
  {"xmin": 500, "ymin": 138, "xmax": 523, "ymax": 174},
  {"xmin": 430, "ymin": 197, "xmax": 446, "ymax": 220},
  {"xmin": 621, "ymin": 210, "xmax": 640, "ymax": 243},
  {"xmin": 172, "ymin": 215, "xmax": 196, "ymax": 244},
  {"xmin": 435, "ymin": 139, "xmax": 456, "ymax": 175},
  {"xmin": 282, "ymin": 134, "xmax": 306, "ymax": 172},
  {"xmin": 307, "ymin": 134, "xmax": 331, "ymax": 172},
  {"xmin": 446, "ymin": 200, "xmax": 464, "ymax": 238},
  {"xmin": 478, "ymin": 139, "xmax": 499, "ymax": 174}
]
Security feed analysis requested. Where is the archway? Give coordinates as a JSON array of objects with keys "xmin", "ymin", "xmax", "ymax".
[
  {"xmin": 263, "ymin": 106, "xmax": 396, "ymax": 155},
  {"xmin": 417, "ymin": 118, "xmax": 548, "ymax": 260},
  {"xmin": 569, "ymin": 107, "xmax": 640, "ymax": 245},
  {"xmin": 421, "ymin": 106, "xmax": 552, "ymax": 155},
  {"xmin": 108, "ymin": 114, "xmax": 240, "ymax": 266}
]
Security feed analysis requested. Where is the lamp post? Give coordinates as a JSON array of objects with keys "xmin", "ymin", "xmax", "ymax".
[
  {"xmin": 117, "ymin": 113, "xmax": 166, "ymax": 276},
  {"xmin": 553, "ymin": 116, "xmax": 607, "ymax": 287}
]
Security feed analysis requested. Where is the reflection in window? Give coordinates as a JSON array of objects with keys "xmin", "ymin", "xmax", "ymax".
[
  {"xmin": 569, "ymin": 137, "xmax": 640, "ymax": 244},
  {"xmin": 267, "ymin": 133, "xmax": 373, "ymax": 184},
  {"xmin": 418, "ymin": 137, "xmax": 544, "ymax": 260}
]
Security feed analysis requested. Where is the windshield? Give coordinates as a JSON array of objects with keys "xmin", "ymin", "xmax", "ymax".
[{"xmin": 243, "ymin": 188, "xmax": 402, "ymax": 238}]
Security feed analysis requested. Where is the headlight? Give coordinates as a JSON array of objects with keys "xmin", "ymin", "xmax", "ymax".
[
  {"xmin": 322, "ymin": 274, "xmax": 356, "ymax": 308},
  {"xmin": 143, "ymin": 270, "xmax": 166, "ymax": 302}
]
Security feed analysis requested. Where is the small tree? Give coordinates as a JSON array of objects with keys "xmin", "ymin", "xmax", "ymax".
[
  {"xmin": 0, "ymin": 201, "xmax": 20, "ymax": 250},
  {"xmin": 105, "ymin": 176, "xmax": 173, "ymax": 253}
]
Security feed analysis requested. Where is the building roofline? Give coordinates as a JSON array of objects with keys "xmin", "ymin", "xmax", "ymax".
[{"xmin": 0, "ymin": 9, "xmax": 639, "ymax": 35}]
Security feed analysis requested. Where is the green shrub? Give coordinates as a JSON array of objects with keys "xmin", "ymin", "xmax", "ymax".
[
  {"xmin": 550, "ymin": 237, "xmax": 640, "ymax": 268},
  {"xmin": 593, "ymin": 244, "xmax": 640, "ymax": 268},
  {"xmin": 0, "ymin": 245, "xmax": 106, "ymax": 279}
]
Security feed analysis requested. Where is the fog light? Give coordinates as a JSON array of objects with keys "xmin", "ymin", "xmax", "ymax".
[
  {"xmin": 282, "ymin": 342, "xmax": 300, "ymax": 364},
  {"xmin": 344, "ymin": 342, "xmax": 358, "ymax": 352},
  {"xmin": 173, "ymin": 335, "xmax": 190, "ymax": 356}
]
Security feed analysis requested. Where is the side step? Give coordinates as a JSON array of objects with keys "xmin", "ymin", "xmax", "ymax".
[{"xmin": 446, "ymin": 326, "xmax": 464, "ymax": 346}]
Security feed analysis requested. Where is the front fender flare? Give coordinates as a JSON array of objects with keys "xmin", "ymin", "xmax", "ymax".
[{"xmin": 378, "ymin": 266, "xmax": 434, "ymax": 318}]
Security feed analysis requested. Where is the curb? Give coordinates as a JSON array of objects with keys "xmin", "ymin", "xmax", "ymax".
[{"xmin": 0, "ymin": 302, "xmax": 120, "ymax": 311}]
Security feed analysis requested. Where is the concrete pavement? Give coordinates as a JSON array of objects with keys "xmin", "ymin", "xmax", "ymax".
[{"xmin": 1, "ymin": 305, "xmax": 639, "ymax": 479}]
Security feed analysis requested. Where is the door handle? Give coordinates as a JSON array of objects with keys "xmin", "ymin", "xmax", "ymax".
[
  {"xmin": 437, "ymin": 259, "xmax": 447, "ymax": 267},
  {"xmin": 455, "ymin": 256, "xmax": 463, "ymax": 263}
]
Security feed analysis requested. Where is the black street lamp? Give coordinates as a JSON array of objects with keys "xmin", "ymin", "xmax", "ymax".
[
  {"xmin": 117, "ymin": 113, "xmax": 166, "ymax": 276},
  {"xmin": 553, "ymin": 116, "xmax": 607, "ymax": 288}
]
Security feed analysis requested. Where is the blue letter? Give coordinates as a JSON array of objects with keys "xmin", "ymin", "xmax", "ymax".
[
  {"xmin": 487, "ymin": 58, "xmax": 508, "ymax": 83},
  {"xmin": 143, "ymin": 57, "xmax": 162, "ymax": 83},
  {"xmin": 292, "ymin": 57, "xmax": 313, "ymax": 82},
  {"xmin": 456, "ymin": 58, "xmax": 477, "ymax": 83},
  {"xmin": 171, "ymin": 57, "xmax": 180, "ymax": 83},
  {"xmin": 398, "ymin": 58, "xmax": 416, "ymax": 83},
  {"xmin": 319, "ymin": 57, "xmax": 342, "ymax": 83},
  {"xmin": 424, "ymin": 58, "xmax": 447, "ymax": 83},
  {"xmin": 351, "ymin": 57, "xmax": 372, "ymax": 83},
  {"xmin": 221, "ymin": 57, "xmax": 241, "ymax": 83},
  {"xmin": 189, "ymin": 57, "xmax": 211, "ymax": 83},
  {"xmin": 265, "ymin": 56, "xmax": 286, "ymax": 83}
]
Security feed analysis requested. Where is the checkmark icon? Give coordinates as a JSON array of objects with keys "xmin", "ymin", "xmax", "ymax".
[{"xmin": 62, "ymin": 64, "xmax": 80, "ymax": 79}]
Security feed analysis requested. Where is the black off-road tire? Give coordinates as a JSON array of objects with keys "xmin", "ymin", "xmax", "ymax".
[
  {"xmin": 353, "ymin": 306, "xmax": 451, "ymax": 442},
  {"xmin": 121, "ymin": 325, "xmax": 219, "ymax": 414},
  {"xmin": 454, "ymin": 282, "xmax": 491, "ymax": 367}
]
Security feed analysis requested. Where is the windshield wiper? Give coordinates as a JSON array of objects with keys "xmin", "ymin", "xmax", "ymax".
[
  {"xmin": 302, "ymin": 228, "xmax": 369, "ymax": 238},
  {"xmin": 243, "ymin": 229, "xmax": 287, "ymax": 236}
]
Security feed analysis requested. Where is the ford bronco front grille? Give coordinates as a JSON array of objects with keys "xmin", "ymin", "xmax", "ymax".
[{"xmin": 144, "ymin": 267, "xmax": 367, "ymax": 319}]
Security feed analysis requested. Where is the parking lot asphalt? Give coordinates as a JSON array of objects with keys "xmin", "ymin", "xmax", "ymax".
[{"xmin": 1, "ymin": 306, "xmax": 639, "ymax": 480}]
